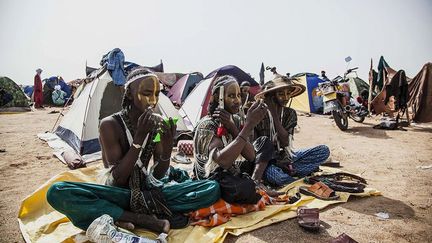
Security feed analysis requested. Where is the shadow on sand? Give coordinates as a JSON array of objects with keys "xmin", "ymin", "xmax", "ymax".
[
  {"xmin": 340, "ymin": 196, "xmax": 415, "ymax": 219},
  {"xmin": 224, "ymin": 217, "xmax": 335, "ymax": 243},
  {"xmin": 346, "ymin": 126, "xmax": 391, "ymax": 139},
  {"xmin": 225, "ymin": 196, "xmax": 415, "ymax": 243},
  {"xmin": 409, "ymin": 126, "xmax": 432, "ymax": 134}
]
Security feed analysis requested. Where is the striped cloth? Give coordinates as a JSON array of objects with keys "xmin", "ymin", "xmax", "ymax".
[{"xmin": 189, "ymin": 190, "xmax": 287, "ymax": 227}]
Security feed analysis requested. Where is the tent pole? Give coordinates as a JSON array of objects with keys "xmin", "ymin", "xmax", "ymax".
[{"xmin": 50, "ymin": 93, "xmax": 74, "ymax": 133}]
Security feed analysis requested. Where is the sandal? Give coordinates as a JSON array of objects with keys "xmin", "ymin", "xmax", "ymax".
[
  {"xmin": 330, "ymin": 233, "xmax": 358, "ymax": 243},
  {"xmin": 321, "ymin": 161, "xmax": 341, "ymax": 168},
  {"xmin": 297, "ymin": 206, "xmax": 320, "ymax": 231},
  {"xmin": 299, "ymin": 181, "xmax": 340, "ymax": 200}
]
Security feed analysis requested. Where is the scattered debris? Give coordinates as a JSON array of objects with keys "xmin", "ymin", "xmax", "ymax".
[
  {"xmin": 375, "ymin": 212, "xmax": 390, "ymax": 220},
  {"xmin": 419, "ymin": 199, "xmax": 432, "ymax": 210},
  {"xmin": 48, "ymin": 110, "xmax": 60, "ymax": 114},
  {"xmin": 416, "ymin": 165, "xmax": 432, "ymax": 170},
  {"xmin": 0, "ymin": 148, "xmax": 6, "ymax": 153}
]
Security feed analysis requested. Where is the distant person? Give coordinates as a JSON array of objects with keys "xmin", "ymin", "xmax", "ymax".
[
  {"xmin": 34, "ymin": 68, "xmax": 44, "ymax": 108},
  {"xmin": 240, "ymin": 81, "xmax": 253, "ymax": 106},
  {"xmin": 52, "ymin": 85, "xmax": 67, "ymax": 106},
  {"xmin": 321, "ymin": 70, "xmax": 330, "ymax": 82}
]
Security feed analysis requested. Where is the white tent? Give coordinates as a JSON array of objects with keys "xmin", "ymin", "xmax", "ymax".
[
  {"xmin": 55, "ymin": 69, "xmax": 123, "ymax": 155},
  {"xmin": 179, "ymin": 77, "xmax": 213, "ymax": 130},
  {"xmin": 155, "ymin": 91, "xmax": 188, "ymax": 131}
]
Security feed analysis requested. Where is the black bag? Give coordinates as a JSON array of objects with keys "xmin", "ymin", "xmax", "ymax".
[{"xmin": 211, "ymin": 171, "xmax": 261, "ymax": 204}]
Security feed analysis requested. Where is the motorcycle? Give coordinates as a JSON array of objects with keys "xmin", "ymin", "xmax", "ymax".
[{"xmin": 317, "ymin": 67, "xmax": 368, "ymax": 131}]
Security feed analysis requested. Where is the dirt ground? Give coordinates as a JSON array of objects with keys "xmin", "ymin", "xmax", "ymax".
[{"xmin": 1, "ymin": 107, "xmax": 431, "ymax": 243}]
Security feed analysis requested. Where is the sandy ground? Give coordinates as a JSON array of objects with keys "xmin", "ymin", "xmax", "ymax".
[{"xmin": 1, "ymin": 107, "xmax": 431, "ymax": 243}]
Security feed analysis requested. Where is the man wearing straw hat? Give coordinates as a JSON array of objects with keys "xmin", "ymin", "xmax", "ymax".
[{"xmin": 254, "ymin": 76, "xmax": 330, "ymax": 187}]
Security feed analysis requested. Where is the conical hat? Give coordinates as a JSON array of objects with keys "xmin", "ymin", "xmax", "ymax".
[{"xmin": 255, "ymin": 76, "xmax": 305, "ymax": 100}]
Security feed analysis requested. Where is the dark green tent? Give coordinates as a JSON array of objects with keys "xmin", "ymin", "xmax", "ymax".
[{"xmin": 0, "ymin": 76, "xmax": 31, "ymax": 112}]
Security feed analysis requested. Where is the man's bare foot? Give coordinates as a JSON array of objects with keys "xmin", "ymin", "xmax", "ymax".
[
  {"xmin": 115, "ymin": 221, "xmax": 135, "ymax": 230},
  {"xmin": 135, "ymin": 214, "xmax": 170, "ymax": 233},
  {"xmin": 118, "ymin": 211, "xmax": 170, "ymax": 233}
]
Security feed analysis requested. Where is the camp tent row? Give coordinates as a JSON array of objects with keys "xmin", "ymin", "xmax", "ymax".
[{"xmin": 42, "ymin": 60, "xmax": 432, "ymax": 160}]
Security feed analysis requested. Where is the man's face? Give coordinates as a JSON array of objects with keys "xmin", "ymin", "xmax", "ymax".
[
  {"xmin": 130, "ymin": 77, "xmax": 160, "ymax": 112},
  {"xmin": 224, "ymin": 82, "xmax": 241, "ymax": 114},
  {"xmin": 274, "ymin": 88, "xmax": 292, "ymax": 107}
]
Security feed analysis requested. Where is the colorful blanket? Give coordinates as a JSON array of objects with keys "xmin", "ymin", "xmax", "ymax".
[{"xmin": 18, "ymin": 163, "xmax": 381, "ymax": 243}]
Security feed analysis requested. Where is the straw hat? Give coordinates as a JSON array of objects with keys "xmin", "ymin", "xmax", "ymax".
[{"xmin": 255, "ymin": 76, "xmax": 306, "ymax": 100}]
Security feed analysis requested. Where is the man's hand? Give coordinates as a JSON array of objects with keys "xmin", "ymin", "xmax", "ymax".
[
  {"xmin": 212, "ymin": 108, "xmax": 237, "ymax": 134},
  {"xmin": 135, "ymin": 108, "xmax": 158, "ymax": 143},
  {"xmin": 245, "ymin": 101, "xmax": 267, "ymax": 129}
]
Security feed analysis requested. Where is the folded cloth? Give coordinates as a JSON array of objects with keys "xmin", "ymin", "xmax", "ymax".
[{"xmin": 61, "ymin": 150, "xmax": 85, "ymax": 169}]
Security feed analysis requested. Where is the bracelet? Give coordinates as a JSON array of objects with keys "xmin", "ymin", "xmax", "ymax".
[
  {"xmin": 159, "ymin": 155, "xmax": 171, "ymax": 162},
  {"xmin": 238, "ymin": 135, "xmax": 248, "ymax": 142}
]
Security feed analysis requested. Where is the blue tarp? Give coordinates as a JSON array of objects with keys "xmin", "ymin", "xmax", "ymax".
[{"xmin": 23, "ymin": 85, "xmax": 34, "ymax": 97}]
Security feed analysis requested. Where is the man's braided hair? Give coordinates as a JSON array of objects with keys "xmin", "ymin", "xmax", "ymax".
[{"xmin": 121, "ymin": 67, "xmax": 152, "ymax": 110}]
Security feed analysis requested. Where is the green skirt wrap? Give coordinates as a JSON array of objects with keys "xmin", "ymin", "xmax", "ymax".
[{"xmin": 47, "ymin": 180, "xmax": 220, "ymax": 230}]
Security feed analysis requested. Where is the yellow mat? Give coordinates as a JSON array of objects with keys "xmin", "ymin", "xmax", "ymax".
[{"xmin": 18, "ymin": 164, "xmax": 381, "ymax": 243}]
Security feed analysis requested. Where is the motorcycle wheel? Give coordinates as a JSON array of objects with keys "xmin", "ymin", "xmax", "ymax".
[
  {"xmin": 332, "ymin": 110, "xmax": 348, "ymax": 131},
  {"xmin": 350, "ymin": 114, "xmax": 365, "ymax": 123}
]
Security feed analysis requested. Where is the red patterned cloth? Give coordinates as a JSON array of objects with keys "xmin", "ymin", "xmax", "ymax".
[
  {"xmin": 177, "ymin": 140, "xmax": 194, "ymax": 155},
  {"xmin": 189, "ymin": 190, "xmax": 286, "ymax": 227}
]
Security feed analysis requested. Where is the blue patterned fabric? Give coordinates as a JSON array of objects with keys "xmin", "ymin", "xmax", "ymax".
[
  {"xmin": 264, "ymin": 164, "xmax": 296, "ymax": 187},
  {"xmin": 264, "ymin": 145, "xmax": 330, "ymax": 187},
  {"xmin": 292, "ymin": 145, "xmax": 330, "ymax": 177}
]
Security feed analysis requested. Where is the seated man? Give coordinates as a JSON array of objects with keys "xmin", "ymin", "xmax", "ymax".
[
  {"xmin": 193, "ymin": 75, "xmax": 279, "ymax": 201},
  {"xmin": 52, "ymin": 85, "xmax": 67, "ymax": 106},
  {"xmin": 254, "ymin": 76, "xmax": 330, "ymax": 187},
  {"xmin": 47, "ymin": 68, "xmax": 219, "ymax": 234}
]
